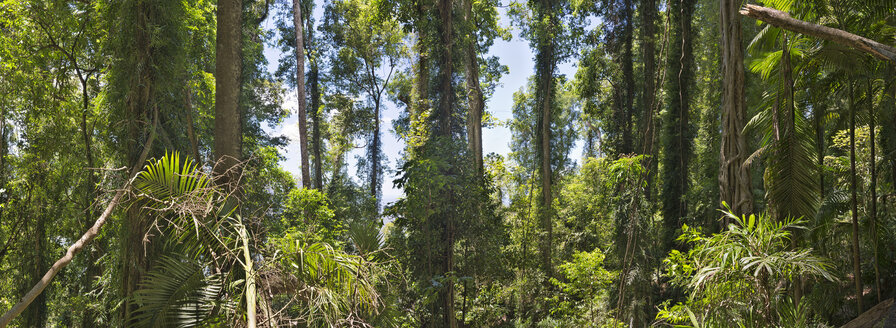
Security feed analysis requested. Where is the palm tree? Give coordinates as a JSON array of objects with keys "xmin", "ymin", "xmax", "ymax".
[
  {"xmin": 662, "ymin": 209, "xmax": 835, "ymax": 326},
  {"xmin": 131, "ymin": 152, "xmax": 383, "ymax": 327}
]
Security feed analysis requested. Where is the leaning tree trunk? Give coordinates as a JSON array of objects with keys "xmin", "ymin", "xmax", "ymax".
[
  {"xmin": 292, "ymin": 0, "xmax": 310, "ymax": 189},
  {"xmin": 719, "ymin": 0, "xmax": 753, "ymax": 216},
  {"xmin": 740, "ymin": 5, "xmax": 896, "ymax": 63}
]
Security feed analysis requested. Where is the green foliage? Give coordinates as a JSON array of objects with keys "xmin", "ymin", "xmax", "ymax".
[
  {"xmin": 278, "ymin": 188, "xmax": 343, "ymax": 244},
  {"xmin": 2, "ymin": 0, "xmax": 896, "ymax": 326},
  {"xmin": 131, "ymin": 256, "xmax": 223, "ymax": 328},
  {"xmin": 660, "ymin": 209, "xmax": 835, "ymax": 326},
  {"xmin": 549, "ymin": 248, "xmax": 613, "ymax": 327},
  {"xmin": 272, "ymin": 237, "xmax": 382, "ymax": 327}
]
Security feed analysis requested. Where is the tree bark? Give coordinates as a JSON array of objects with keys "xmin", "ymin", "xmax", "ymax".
[
  {"xmin": 214, "ymin": 0, "xmax": 243, "ymax": 182},
  {"xmin": 437, "ymin": 0, "xmax": 457, "ymax": 326},
  {"xmin": 740, "ymin": 4, "xmax": 896, "ymax": 63},
  {"xmin": 534, "ymin": 0, "xmax": 556, "ymax": 279},
  {"xmin": 293, "ymin": 0, "xmax": 311, "ymax": 189},
  {"xmin": 437, "ymin": 0, "xmax": 455, "ymax": 136},
  {"xmin": 848, "ymin": 82, "xmax": 864, "ymax": 314},
  {"xmin": 719, "ymin": 0, "xmax": 753, "ymax": 216},
  {"xmin": 463, "ymin": 0, "xmax": 484, "ymax": 174},
  {"xmin": 240, "ymin": 224, "xmax": 257, "ymax": 328}
]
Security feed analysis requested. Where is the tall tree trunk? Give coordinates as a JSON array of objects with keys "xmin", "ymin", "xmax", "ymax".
[
  {"xmin": 292, "ymin": 0, "xmax": 310, "ymax": 189},
  {"xmin": 640, "ymin": 0, "xmax": 658, "ymax": 200},
  {"xmin": 868, "ymin": 79, "xmax": 881, "ymax": 303},
  {"xmin": 661, "ymin": 0, "xmax": 695, "ymax": 249},
  {"xmin": 814, "ymin": 92, "xmax": 825, "ymax": 201},
  {"xmin": 414, "ymin": 0, "xmax": 430, "ymax": 117},
  {"xmin": 437, "ymin": 0, "xmax": 457, "ymax": 326},
  {"xmin": 79, "ymin": 76, "xmax": 101, "ymax": 327},
  {"xmin": 534, "ymin": 0, "xmax": 556, "ymax": 279},
  {"xmin": 621, "ymin": 0, "xmax": 634, "ymax": 155},
  {"xmin": 122, "ymin": 1, "xmax": 159, "ymax": 322},
  {"xmin": 370, "ymin": 100, "xmax": 381, "ymax": 200},
  {"xmin": 848, "ymin": 81, "xmax": 864, "ymax": 314},
  {"xmin": 719, "ymin": 0, "xmax": 753, "ymax": 216},
  {"xmin": 215, "ymin": 0, "xmax": 243, "ymax": 182},
  {"xmin": 310, "ymin": 63, "xmax": 322, "ymax": 190},
  {"xmin": 308, "ymin": 18, "xmax": 323, "ymax": 190},
  {"xmin": 437, "ymin": 0, "xmax": 455, "ymax": 136},
  {"xmin": 463, "ymin": 0, "xmax": 484, "ymax": 174}
]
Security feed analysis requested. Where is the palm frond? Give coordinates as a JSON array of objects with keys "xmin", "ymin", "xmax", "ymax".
[
  {"xmin": 131, "ymin": 256, "xmax": 223, "ymax": 328},
  {"xmin": 347, "ymin": 220, "xmax": 384, "ymax": 260}
]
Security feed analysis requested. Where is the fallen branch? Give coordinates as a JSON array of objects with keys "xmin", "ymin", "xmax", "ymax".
[
  {"xmin": 740, "ymin": 4, "xmax": 896, "ymax": 63},
  {"xmin": 0, "ymin": 109, "xmax": 159, "ymax": 328}
]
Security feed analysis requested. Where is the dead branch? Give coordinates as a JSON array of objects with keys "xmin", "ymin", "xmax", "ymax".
[{"xmin": 740, "ymin": 4, "xmax": 896, "ymax": 63}]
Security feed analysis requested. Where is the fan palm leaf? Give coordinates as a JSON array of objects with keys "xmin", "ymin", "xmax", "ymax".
[{"xmin": 131, "ymin": 255, "xmax": 223, "ymax": 328}]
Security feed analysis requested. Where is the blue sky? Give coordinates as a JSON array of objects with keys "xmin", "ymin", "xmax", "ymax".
[{"xmin": 264, "ymin": 4, "xmax": 583, "ymax": 204}]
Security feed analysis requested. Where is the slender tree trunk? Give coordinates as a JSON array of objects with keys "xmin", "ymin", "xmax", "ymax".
[
  {"xmin": 215, "ymin": 0, "xmax": 244, "ymax": 182},
  {"xmin": 463, "ymin": 0, "xmax": 484, "ymax": 174},
  {"xmin": 891, "ymin": 77, "xmax": 896, "ymax": 192},
  {"xmin": 621, "ymin": 0, "xmax": 634, "ymax": 155},
  {"xmin": 868, "ymin": 79, "xmax": 881, "ymax": 303},
  {"xmin": 310, "ymin": 63, "xmax": 322, "ymax": 190},
  {"xmin": 79, "ymin": 76, "xmax": 101, "ymax": 327},
  {"xmin": 184, "ymin": 84, "xmax": 201, "ymax": 163},
  {"xmin": 640, "ymin": 0, "xmax": 658, "ymax": 200},
  {"xmin": 814, "ymin": 95, "xmax": 825, "ymax": 200},
  {"xmin": 719, "ymin": 0, "xmax": 753, "ymax": 216},
  {"xmin": 848, "ymin": 81, "xmax": 864, "ymax": 314},
  {"xmin": 370, "ymin": 100, "xmax": 381, "ymax": 199},
  {"xmin": 293, "ymin": 0, "xmax": 310, "ymax": 188},
  {"xmin": 240, "ymin": 224, "xmax": 257, "ymax": 328},
  {"xmin": 414, "ymin": 0, "xmax": 430, "ymax": 118},
  {"xmin": 308, "ymin": 19, "xmax": 323, "ymax": 190}
]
